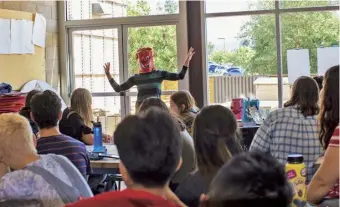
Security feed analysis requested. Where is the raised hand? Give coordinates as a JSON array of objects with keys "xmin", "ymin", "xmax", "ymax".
[
  {"xmin": 103, "ymin": 62, "xmax": 111, "ymax": 74},
  {"xmin": 184, "ymin": 47, "xmax": 195, "ymax": 67}
]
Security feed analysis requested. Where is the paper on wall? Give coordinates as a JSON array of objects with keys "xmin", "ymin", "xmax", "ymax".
[
  {"xmin": 23, "ymin": 20, "xmax": 35, "ymax": 54},
  {"xmin": 10, "ymin": 19, "xmax": 24, "ymax": 54},
  {"xmin": 9, "ymin": 20, "xmax": 35, "ymax": 54},
  {"xmin": 0, "ymin": 19, "xmax": 11, "ymax": 54},
  {"xmin": 317, "ymin": 47, "xmax": 339, "ymax": 76},
  {"xmin": 287, "ymin": 49, "xmax": 310, "ymax": 84},
  {"xmin": 32, "ymin": 13, "xmax": 46, "ymax": 48}
]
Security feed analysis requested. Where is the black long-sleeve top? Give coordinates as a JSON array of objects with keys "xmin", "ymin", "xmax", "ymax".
[{"xmin": 108, "ymin": 66, "xmax": 188, "ymax": 105}]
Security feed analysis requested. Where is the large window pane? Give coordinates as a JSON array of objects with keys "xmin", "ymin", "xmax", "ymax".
[
  {"xmin": 207, "ymin": 15, "xmax": 280, "ymax": 110},
  {"xmin": 72, "ymin": 29, "xmax": 120, "ymax": 93},
  {"xmin": 280, "ymin": 0, "xmax": 339, "ymax": 9},
  {"xmin": 72, "ymin": 28, "xmax": 122, "ymax": 128},
  {"xmin": 282, "ymin": 11, "xmax": 339, "ymax": 76},
  {"xmin": 66, "ymin": 0, "xmax": 179, "ymax": 20},
  {"xmin": 205, "ymin": 0, "xmax": 274, "ymax": 14},
  {"xmin": 127, "ymin": 25, "xmax": 178, "ymax": 92}
]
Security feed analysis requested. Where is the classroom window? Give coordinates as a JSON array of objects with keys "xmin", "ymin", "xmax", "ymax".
[
  {"xmin": 280, "ymin": 0, "xmax": 339, "ymax": 9},
  {"xmin": 72, "ymin": 29, "xmax": 120, "ymax": 93},
  {"xmin": 205, "ymin": 0, "xmax": 274, "ymax": 14},
  {"xmin": 71, "ymin": 28, "xmax": 122, "ymax": 119},
  {"xmin": 127, "ymin": 25, "xmax": 178, "ymax": 91},
  {"xmin": 66, "ymin": 0, "xmax": 179, "ymax": 20},
  {"xmin": 206, "ymin": 15, "xmax": 279, "ymax": 110},
  {"xmin": 281, "ymin": 11, "xmax": 339, "ymax": 75}
]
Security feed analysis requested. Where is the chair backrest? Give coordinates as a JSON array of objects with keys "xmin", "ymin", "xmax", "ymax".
[{"xmin": 25, "ymin": 155, "xmax": 93, "ymax": 204}]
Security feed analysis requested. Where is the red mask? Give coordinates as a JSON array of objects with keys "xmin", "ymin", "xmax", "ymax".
[{"xmin": 136, "ymin": 48, "xmax": 154, "ymax": 73}]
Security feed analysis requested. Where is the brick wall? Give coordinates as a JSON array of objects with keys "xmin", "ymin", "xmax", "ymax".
[{"xmin": 0, "ymin": 1, "xmax": 60, "ymax": 90}]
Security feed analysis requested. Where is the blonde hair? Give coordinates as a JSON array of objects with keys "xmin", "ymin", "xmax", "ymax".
[
  {"xmin": 0, "ymin": 113, "xmax": 36, "ymax": 159},
  {"xmin": 70, "ymin": 88, "xmax": 93, "ymax": 127}
]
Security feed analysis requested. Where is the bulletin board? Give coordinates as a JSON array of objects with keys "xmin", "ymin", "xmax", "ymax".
[{"xmin": 0, "ymin": 9, "xmax": 45, "ymax": 90}]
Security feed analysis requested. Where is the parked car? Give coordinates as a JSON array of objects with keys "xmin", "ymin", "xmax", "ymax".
[
  {"xmin": 223, "ymin": 67, "xmax": 244, "ymax": 76},
  {"xmin": 215, "ymin": 65, "xmax": 229, "ymax": 74},
  {"xmin": 209, "ymin": 64, "xmax": 219, "ymax": 73}
]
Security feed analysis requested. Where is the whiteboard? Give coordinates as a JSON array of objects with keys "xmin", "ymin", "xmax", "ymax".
[
  {"xmin": 317, "ymin": 47, "xmax": 339, "ymax": 76},
  {"xmin": 287, "ymin": 49, "xmax": 310, "ymax": 84}
]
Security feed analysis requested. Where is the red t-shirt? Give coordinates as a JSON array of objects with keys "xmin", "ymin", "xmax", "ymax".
[
  {"xmin": 65, "ymin": 189, "xmax": 181, "ymax": 207},
  {"xmin": 326, "ymin": 126, "xmax": 339, "ymax": 199}
]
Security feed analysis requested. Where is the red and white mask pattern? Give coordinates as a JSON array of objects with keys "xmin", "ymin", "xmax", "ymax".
[{"xmin": 136, "ymin": 48, "xmax": 155, "ymax": 73}]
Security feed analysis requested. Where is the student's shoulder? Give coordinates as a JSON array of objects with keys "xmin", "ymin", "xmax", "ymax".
[
  {"xmin": 65, "ymin": 191, "xmax": 126, "ymax": 207},
  {"xmin": 58, "ymin": 135, "xmax": 87, "ymax": 148}
]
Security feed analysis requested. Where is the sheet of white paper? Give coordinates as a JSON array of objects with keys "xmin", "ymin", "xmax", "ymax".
[
  {"xmin": 32, "ymin": 13, "xmax": 46, "ymax": 48},
  {"xmin": 10, "ymin": 19, "xmax": 25, "ymax": 54},
  {"xmin": 317, "ymin": 47, "xmax": 339, "ymax": 76},
  {"xmin": 287, "ymin": 49, "xmax": 310, "ymax": 84},
  {"xmin": 0, "ymin": 19, "xmax": 11, "ymax": 54},
  {"xmin": 23, "ymin": 20, "xmax": 35, "ymax": 54}
]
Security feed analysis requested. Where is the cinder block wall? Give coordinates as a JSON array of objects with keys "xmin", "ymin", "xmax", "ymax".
[{"xmin": 0, "ymin": 1, "xmax": 60, "ymax": 90}]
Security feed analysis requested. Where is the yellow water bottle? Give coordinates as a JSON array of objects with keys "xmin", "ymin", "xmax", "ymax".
[{"xmin": 286, "ymin": 154, "xmax": 306, "ymax": 207}]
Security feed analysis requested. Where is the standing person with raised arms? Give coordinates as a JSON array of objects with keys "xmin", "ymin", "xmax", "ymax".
[{"xmin": 104, "ymin": 47, "xmax": 195, "ymax": 110}]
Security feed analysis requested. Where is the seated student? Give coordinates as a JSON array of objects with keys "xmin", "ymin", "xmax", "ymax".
[
  {"xmin": 175, "ymin": 105, "xmax": 243, "ymax": 207},
  {"xmin": 31, "ymin": 90, "xmax": 91, "ymax": 178},
  {"xmin": 307, "ymin": 65, "xmax": 339, "ymax": 206},
  {"xmin": 0, "ymin": 113, "xmax": 92, "ymax": 206},
  {"xmin": 19, "ymin": 89, "xmax": 40, "ymax": 143},
  {"xmin": 138, "ymin": 97, "xmax": 195, "ymax": 191},
  {"xmin": 66, "ymin": 109, "xmax": 185, "ymax": 207},
  {"xmin": 201, "ymin": 151, "xmax": 293, "ymax": 207},
  {"xmin": 170, "ymin": 91, "xmax": 199, "ymax": 134},
  {"xmin": 59, "ymin": 88, "xmax": 111, "ymax": 145},
  {"xmin": 250, "ymin": 76, "xmax": 322, "ymax": 183},
  {"xmin": 313, "ymin": 76, "xmax": 324, "ymax": 91}
]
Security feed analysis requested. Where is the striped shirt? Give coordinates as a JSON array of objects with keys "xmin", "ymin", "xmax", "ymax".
[
  {"xmin": 250, "ymin": 106, "xmax": 322, "ymax": 182},
  {"xmin": 326, "ymin": 126, "xmax": 339, "ymax": 199},
  {"xmin": 36, "ymin": 135, "xmax": 91, "ymax": 177},
  {"xmin": 109, "ymin": 66, "xmax": 188, "ymax": 105}
]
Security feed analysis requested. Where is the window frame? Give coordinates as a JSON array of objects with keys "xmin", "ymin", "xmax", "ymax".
[
  {"xmin": 58, "ymin": 0, "xmax": 189, "ymax": 113},
  {"xmin": 204, "ymin": 1, "xmax": 339, "ymax": 107}
]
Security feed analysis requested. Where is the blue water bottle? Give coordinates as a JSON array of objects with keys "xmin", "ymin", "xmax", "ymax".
[{"xmin": 92, "ymin": 121, "xmax": 106, "ymax": 153}]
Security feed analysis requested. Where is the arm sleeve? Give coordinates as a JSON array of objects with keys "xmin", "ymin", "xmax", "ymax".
[
  {"xmin": 108, "ymin": 76, "xmax": 135, "ymax": 92},
  {"xmin": 329, "ymin": 126, "xmax": 339, "ymax": 147},
  {"xmin": 249, "ymin": 116, "xmax": 272, "ymax": 153},
  {"xmin": 82, "ymin": 151, "xmax": 92, "ymax": 176},
  {"xmin": 162, "ymin": 66, "xmax": 188, "ymax": 81}
]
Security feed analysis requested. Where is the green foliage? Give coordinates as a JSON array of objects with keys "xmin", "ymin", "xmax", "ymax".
[
  {"xmin": 209, "ymin": 47, "xmax": 255, "ymax": 74},
  {"xmin": 209, "ymin": 0, "xmax": 339, "ymax": 75},
  {"xmin": 240, "ymin": 0, "xmax": 339, "ymax": 75},
  {"xmin": 127, "ymin": 0, "xmax": 178, "ymax": 75},
  {"xmin": 207, "ymin": 42, "xmax": 215, "ymax": 55}
]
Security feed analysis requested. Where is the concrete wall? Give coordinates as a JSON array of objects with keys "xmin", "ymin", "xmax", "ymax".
[{"xmin": 0, "ymin": 1, "xmax": 60, "ymax": 90}]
